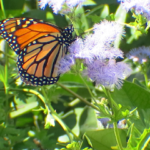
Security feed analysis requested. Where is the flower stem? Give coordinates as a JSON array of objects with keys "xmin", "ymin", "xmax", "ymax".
[
  {"xmin": 0, "ymin": 50, "xmax": 16, "ymax": 60},
  {"xmin": 56, "ymin": 82, "xmax": 99, "ymax": 111},
  {"xmin": 104, "ymin": 88, "xmax": 119, "ymax": 110},
  {"xmin": 141, "ymin": 63, "xmax": 149, "ymax": 88},
  {"xmin": 0, "ymin": 0, "xmax": 6, "ymax": 18},
  {"xmin": 104, "ymin": 88, "xmax": 123, "ymax": 150},
  {"xmin": 17, "ymin": 88, "xmax": 74, "ymax": 142},
  {"xmin": 78, "ymin": 75, "xmax": 109, "ymax": 116},
  {"xmin": 41, "ymin": 87, "xmax": 73, "ymax": 143},
  {"xmin": 113, "ymin": 122, "xmax": 124, "ymax": 150},
  {"xmin": 144, "ymin": 73, "xmax": 148, "ymax": 88},
  {"xmin": 8, "ymin": 87, "xmax": 80, "ymax": 141}
]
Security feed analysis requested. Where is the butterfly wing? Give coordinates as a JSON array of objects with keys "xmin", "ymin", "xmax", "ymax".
[
  {"xmin": 0, "ymin": 18, "xmax": 73, "ymax": 86},
  {"xmin": 17, "ymin": 33, "xmax": 68, "ymax": 85},
  {"xmin": 0, "ymin": 18, "xmax": 61, "ymax": 54}
]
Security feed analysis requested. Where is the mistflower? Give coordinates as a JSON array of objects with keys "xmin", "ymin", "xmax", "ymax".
[
  {"xmin": 118, "ymin": 0, "xmax": 150, "ymax": 20},
  {"xmin": 57, "ymin": 54, "xmax": 75, "ymax": 74},
  {"xmin": 98, "ymin": 118, "xmax": 127, "ymax": 129},
  {"xmin": 59, "ymin": 20, "xmax": 131, "ymax": 89},
  {"xmin": 38, "ymin": 0, "xmax": 86, "ymax": 14},
  {"xmin": 66, "ymin": 0, "xmax": 86, "ymax": 7},
  {"xmin": 93, "ymin": 20, "xmax": 125, "ymax": 43},
  {"xmin": 69, "ymin": 21, "xmax": 124, "ymax": 61},
  {"xmin": 83, "ymin": 59, "xmax": 131, "ymax": 89},
  {"xmin": 126, "ymin": 46, "xmax": 150, "ymax": 64},
  {"xmin": 98, "ymin": 118, "xmax": 111, "ymax": 128},
  {"xmin": 38, "ymin": 0, "xmax": 51, "ymax": 9}
]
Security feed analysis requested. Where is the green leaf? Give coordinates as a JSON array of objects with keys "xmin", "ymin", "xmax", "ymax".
[
  {"xmin": 83, "ymin": 0, "xmax": 96, "ymax": 6},
  {"xmin": 137, "ymin": 129, "xmax": 150, "ymax": 150},
  {"xmin": 112, "ymin": 80, "xmax": 150, "ymax": 109},
  {"xmin": 21, "ymin": 10, "xmax": 47, "ymax": 20},
  {"xmin": 79, "ymin": 107, "xmax": 98, "ymax": 134},
  {"xmin": 114, "ymin": 4, "xmax": 127, "ymax": 48},
  {"xmin": 10, "ymin": 101, "xmax": 38, "ymax": 118},
  {"xmin": 0, "ymin": 64, "xmax": 5, "ymax": 85},
  {"xmin": 86, "ymin": 129, "xmax": 126, "ymax": 150}
]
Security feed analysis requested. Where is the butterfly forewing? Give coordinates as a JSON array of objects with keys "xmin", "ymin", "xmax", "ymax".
[{"xmin": 0, "ymin": 18, "xmax": 61, "ymax": 54}]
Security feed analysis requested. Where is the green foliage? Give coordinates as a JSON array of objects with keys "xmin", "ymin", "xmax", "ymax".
[
  {"xmin": 0, "ymin": 0, "xmax": 150, "ymax": 150},
  {"xmin": 85, "ymin": 129, "xmax": 127, "ymax": 150}
]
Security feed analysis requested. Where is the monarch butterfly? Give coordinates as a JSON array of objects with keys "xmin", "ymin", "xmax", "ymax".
[{"xmin": 0, "ymin": 18, "xmax": 74, "ymax": 86}]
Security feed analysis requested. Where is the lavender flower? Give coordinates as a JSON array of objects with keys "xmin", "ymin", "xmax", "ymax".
[
  {"xmin": 98, "ymin": 117, "xmax": 127, "ymax": 129},
  {"xmin": 69, "ymin": 21, "xmax": 124, "ymax": 61},
  {"xmin": 126, "ymin": 46, "xmax": 150, "ymax": 64},
  {"xmin": 118, "ymin": 0, "xmax": 150, "ymax": 20},
  {"xmin": 57, "ymin": 54, "xmax": 75, "ymax": 74},
  {"xmin": 83, "ymin": 59, "xmax": 131, "ymax": 89},
  {"xmin": 58, "ymin": 20, "xmax": 131, "ymax": 89},
  {"xmin": 39, "ymin": 0, "xmax": 86, "ymax": 14}
]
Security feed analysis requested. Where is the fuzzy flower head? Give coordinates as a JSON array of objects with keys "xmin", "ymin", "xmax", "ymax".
[
  {"xmin": 118, "ymin": 0, "xmax": 150, "ymax": 20},
  {"xmin": 69, "ymin": 20, "xmax": 124, "ymax": 61},
  {"xmin": 83, "ymin": 59, "xmax": 131, "ymax": 89},
  {"xmin": 57, "ymin": 54, "xmax": 75, "ymax": 74},
  {"xmin": 39, "ymin": 0, "xmax": 86, "ymax": 14},
  {"xmin": 126, "ymin": 46, "xmax": 150, "ymax": 64},
  {"xmin": 57, "ymin": 20, "xmax": 131, "ymax": 89}
]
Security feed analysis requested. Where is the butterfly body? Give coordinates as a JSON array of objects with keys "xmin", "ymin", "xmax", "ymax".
[{"xmin": 0, "ymin": 18, "xmax": 74, "ymax": 86}]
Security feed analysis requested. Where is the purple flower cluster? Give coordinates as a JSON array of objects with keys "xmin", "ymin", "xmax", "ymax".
[
  {"xmin": 118, "ymin": 0, "xmax": 150, "ymax": 20},
  {"xmin": 126, "ymin": 46, "xmax": 150, "ymax": 64},
  {"xmin": 98, "ymin": 118, "xmax": 127, "ymax": 129},
  {"xmin": 59, "ymin": 20, "xmax": 131, "ymax": 89},
  {"xmin": 39, "ymin": 0, "xmax": 86, "ymax": 14}
]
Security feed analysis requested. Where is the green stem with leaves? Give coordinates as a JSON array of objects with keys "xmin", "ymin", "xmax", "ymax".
[
  {"xmin": 140, "ymin": 63, "xmax": 148, "ymax": 88},
  {"xmin": 56, "ymin": 82, "xmax": 99, "ymax": 111},
  {"xmin": 41, "ymin": 87, "xmax": 82, "ymax": 141},
  {"xmin": 104, "ymin": 88, "xmax": 123, "ymax": 150},
  {"xmin": 144, "ymin": 73, "xmax": 148, "ymax": 88},
  {"xmin": 1, "ymin": 87, "xmax": 78, "ymax": 142},
  {"xmin": 78, "ymin": 74, "xmax": 109, "ymax": 116},
  {"xmin": 113, "ymin": 122, "xmax": 124, "ymax": 150}
]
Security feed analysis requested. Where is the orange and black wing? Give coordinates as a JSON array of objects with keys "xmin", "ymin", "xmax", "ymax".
[
  {"xmin": 17, "ymin": 32, "xmax": 69, "ymax": 86},
  {"xmin": 0, "ymin": 18, "xmax": 61, "ymax": 54},
  {"xmin": 0, "ymin": 18, "xmax": 74, "ymax": 86}
]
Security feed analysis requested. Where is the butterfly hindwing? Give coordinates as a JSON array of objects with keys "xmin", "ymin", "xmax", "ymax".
[{"xmin": 17, "ymin": 33, "xmax": 65, "ymax": 86}]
